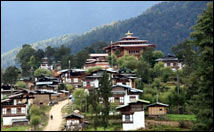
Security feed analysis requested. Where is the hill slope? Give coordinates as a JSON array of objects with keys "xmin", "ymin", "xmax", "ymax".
[
  {"xmin": 1, "ymin": 34, "xmax": 78, "ymax": 68},
  {"xmin": 64, "ymin": 1, "xmax": 209, "ymax": 54},
  {"xmin": 1, "ymin": 1, "xmax": 210, "ymax": 68}
]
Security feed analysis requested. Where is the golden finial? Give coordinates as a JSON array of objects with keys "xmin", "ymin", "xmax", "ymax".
[
  {"xmin": 125, "ymin": 30, "xmax": 133, "ymax": 37},
  {"xmin": 110, "ymin": 41, "xmax": 113, "ymax": 45}
]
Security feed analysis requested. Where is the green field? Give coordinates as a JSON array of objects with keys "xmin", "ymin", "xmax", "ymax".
[
  {"xmin": 1, "ymin": 126, "xmax": 29, "ymax": 131},
  {"xmin": 167, "ymin": 114, "xmax": 196, "ymax": 121}
]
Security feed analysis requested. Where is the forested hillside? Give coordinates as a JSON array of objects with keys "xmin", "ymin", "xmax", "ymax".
[
  {"xmin": 1, "ymin": 1, "xmax": 210, "ymax": 68},
  {"xmin": 1, "ymin": 34, "xmax": 78, "ymax": 68},
  {"xmin": 64, "ymin": 1, "xmax": 209, "ymax": 54}
]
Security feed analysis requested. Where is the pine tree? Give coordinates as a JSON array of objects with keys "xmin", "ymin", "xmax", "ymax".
[
  {"xmin": 98, "ymin": 71, "xmax": 112, "ymax": 130},
  {"xmin": 189, "ymin": 3, "xmax": 213, "ymax": 131}
]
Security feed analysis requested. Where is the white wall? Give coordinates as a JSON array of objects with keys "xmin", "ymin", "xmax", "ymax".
[
  {"xmin": 133, "ymin": 111, "xmax": 145, "ymax": 129},
  {"xmin": 123, "ymin": 123, "xmax": 134, "ymax": 131},
  {"xmin": 122, "ymin": 111, "xmax": 145, "ymax": 131},
  {"xmin": 3, "ymin": 116, "xmax": 27, "ymax": 126},
  {"xmin": 94, "ymin": 79, "xmax": 99, "ymax": 88}
]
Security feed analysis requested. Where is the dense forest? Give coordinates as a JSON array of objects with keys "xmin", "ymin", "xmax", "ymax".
[
  {"xmin": 1, "ymin": 1, "xmax": 209, "ymax": 69},
  {"xmin": 64, "ymin": 1, "xmax": 209, "ymax": 54}
]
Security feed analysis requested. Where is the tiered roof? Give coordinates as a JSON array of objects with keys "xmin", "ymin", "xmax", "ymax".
[{"xmin": 104, "ymin": 31, "xmax": 155, "ymax": 51}]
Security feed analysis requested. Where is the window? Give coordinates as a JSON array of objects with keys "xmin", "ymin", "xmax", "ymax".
[
  {"xmin": 72, "ymin": 120, "xmax": 79, "ymax": 125},
  {"xmin": 17, "ymin": 108, "xmax": 21, "ymax": 114},
  {"xmin": 21, "ymin": 108, "xmax": 26, "ymax": 114},
  {"xmin": 160, "ymin": 108, "xmax": 162, "ymax": 111},
  {"xmin": 90, "ymin": 82, "xmax": 94, "ymax": 87},
  {"xmin": 109, "ymin": 97, "xmax": 114, "ymax": 103},
  {"xmin": 11, "ymin": 108, "xmax": 17, "ymax": 114},
  {"xmin": 73, "ymin": 78, "xmax": 78, "ymax": 83},
  {"xmin": 67, "ymin": 120, "xmax": 72, "ymax": 126},
  {"xmin": 120, "ymin": 97, "xmax": 124, "ymax": 103},
  {"xmin": 83, "ymin": 82, "xmax": 87, "ymax": 87},
  {"xmin": 123, "ymin": 114, "xmax": 133, "ymax": 122},
  {"xmin": 130, "ymin": 96, "xmax": 136, "ymax": 102},
  {"xmin": 3, "ymin": 108, "xmax": 6, "ymax": 115}
]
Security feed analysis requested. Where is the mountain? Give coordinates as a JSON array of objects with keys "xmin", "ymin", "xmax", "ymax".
[
  {"xmin": 1, "ymin": 34, "xmax": 78, "ymax": 68},
  {"xmin": 1, "ymin": 1, "xmax": 210, "ymax": 69},
  {"xmin": 1, "ymin": 1, "xmax": 160, "ymax": 53},
  {"xmin": 63, "ymin": 1, "xmax": 210, "ymax": 54}
]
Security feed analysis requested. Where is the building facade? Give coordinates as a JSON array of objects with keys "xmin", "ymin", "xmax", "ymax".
[
  {"xmin": 104, "ymin": 31, "xmax": 156, "ymax": 59},
  {"xmin": 84, "ymin": 54, "xmax": 110, "ymax": 70}
]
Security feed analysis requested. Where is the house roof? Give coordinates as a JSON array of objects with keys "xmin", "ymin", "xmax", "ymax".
[
  {"xmin": 147, "ymin": 102, "xmax": 169, "ymax": 107},
  {"xmin": 36, "ymin": 81, "xmax": 53, "ymax": 85},
  {"xmin": 112, "ymin": 84, "xmax": 143, "ymax": 93},
  {"xmin": 64, "ymin": 113, "xmax": 84, "ymax": 119},
  {"xmin": 89, "ymin": 53, "xmax": 108, "ymax": 57},
  {"xmin": 116, "ymin": 99, "xmax": 150, "ymax": 110},
  {"xmin": 12, "ymin": 118, "xmax": 29, "ymax": 123}
]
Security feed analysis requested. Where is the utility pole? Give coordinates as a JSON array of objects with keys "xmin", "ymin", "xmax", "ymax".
[{"xmin": 111, "ymin": 41, "xmax": 113, "ymax": 68}]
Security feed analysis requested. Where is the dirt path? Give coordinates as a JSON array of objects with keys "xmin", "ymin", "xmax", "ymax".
[{"xmin": 43, "ymin": 99, "xmax": 69, "ymax": 131}]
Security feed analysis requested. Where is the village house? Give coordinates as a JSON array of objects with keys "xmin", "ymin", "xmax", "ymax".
[
  {"xmin": 116, "ymin": 99, "xmax": 150, "ymax": 131},
  {"xmin": 82, "ymin": 69, "xmax": 104, "ymax": 92},
  {"xmin": 35, "ymin": 75, "xmax": 61, "ymax": 91},
  {"xmin": 64, "ymin": 113, "xmax": 88, "ymax": 131},
  {"xmin": 83, "ymin": 53, "xmax": 110, "ymax": 70},
  {"xmin": 155, "ymin": 54, "xmax": 182, "ymax": 71},
  {"xmin": 1, "ymin": 84, "xmax": 20, "ymax": 99},
  {"xmin": 110, "ymin": 84, "xmax": 143, "ymax": 106},
  {"xmin": 1, "ymin": 90, "xmax": 35, "ymax": 126},
  {"xmin": 59, "ymin": 69, "xmax": 86, "ymax": 88},
  {"xmin": 40, "ymin": 57, "xmax": 53, "ymax": 70},
  {"xmin": 104, "ymin": 31, "xmax": 156, "ymax": 59},
  {"xmin": 147, "ymin": 102, "xmax": 169, "ymax": 116}
]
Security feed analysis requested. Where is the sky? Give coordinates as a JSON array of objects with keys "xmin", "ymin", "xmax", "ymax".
[{"xmin": 1, "ymin": 1, "xmax": 161, "ymax": 53}]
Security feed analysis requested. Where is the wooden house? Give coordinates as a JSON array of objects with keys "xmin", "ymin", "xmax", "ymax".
[
  {"xmin": 147, "ymin": 102, "xmax": 169, "ymax": 116},
  {"xmin": 155, "ymin": 54, "xmax": 182, "ymax": 71},
  {"xmin": 59, "ymin": 69, "xmax": 86, "ymax": 88},
  {"xmin": 35, "ymin": 76, "xmax": 61, "ymax": 91},
  {"xmin": 110, "ymin": 84, "xmax": 143, "ymax": 106},
  {"xmin": 64, "ymin": 113, "xmax": 84, "ymax": 131},
  {"xmin": 83, "ymin": 53, "xmax": 110, "ymax": 70},
  {"xmin": 116, "ymin": 99, "xmax": 150, "ymax": 130},
  {"xmin": 1, "ymin": 91, "xmax": 34, "ymax": 126},
  {"xmin": 1, "ymin": 84, "xmax": 19, "ymax": 99}
]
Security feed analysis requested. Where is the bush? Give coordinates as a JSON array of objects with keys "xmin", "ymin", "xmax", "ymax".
[
  {"xmin": 29, "ymin": 105, "xmax": 41, "ymax": 116},
  {"xmin": 30, "ymin": 115, "xmax": 41, "ymax": 130}
]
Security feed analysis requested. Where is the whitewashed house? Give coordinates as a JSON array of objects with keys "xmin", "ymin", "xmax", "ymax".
[
  {"xmin": 1, "ymin": 91, "xmax": 34, "ymax": 126},
  {"xmin": 116, "ymin": 99, "xmax": 150, "ymax": 131},
  {"xmin": 110, "ymin": 84, "xmax": 143, "ymax": 105}
]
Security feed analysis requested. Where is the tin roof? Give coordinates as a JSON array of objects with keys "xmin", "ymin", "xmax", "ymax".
[{"xmin": 147, "ymin": 102, "xmax": 169, "ymax": 107}]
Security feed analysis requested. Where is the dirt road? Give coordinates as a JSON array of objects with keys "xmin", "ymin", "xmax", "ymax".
[{"xmin": 43, "ymin": 99, "xmax": 69, "ymax": 131}]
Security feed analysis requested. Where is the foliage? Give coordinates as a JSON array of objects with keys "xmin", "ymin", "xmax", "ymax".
[
  {"xmin": 15, "ymin": 81, "xmax": 27, "ymax": 89},
  {"xmin": 98, "ymin": 71, "xmax": 112, "ymax": 130},
  {"xmin": 86, "ymin": 66, "xmax": 102, "ymax": 73},
  {"xmin": 188, "ymin": 3, "xmax": 213, "ymax": 131},
  {"xmin": 1, "ymin": 126, "xmax": 29, "ymax": 131},
  {"xmin": 34, "ymin": 68, "xmax": 53, "ymax": 77},
  {"xmin": 66, "ymin": 84, "xmax": 73, "ymax": 93},
  {"xmin": 16, "ymin": 44, "xmax": 36, "ymax": 76},
  {"xmin": 2, "ymin": 66, "xmax": 20, "ymax": 84},
  {"xmin": 30, "ymin": 115, "xmax": 41, "ymax": 130},
  {"xmin": 88, "ymin": 90, "xmax": 102, "ymax": 131},
  {"xmin": 117, "ymin": 54, "xmax": 138, "ymax": 70},
  {"xmin": 73, "ymin": 88, "xmax": 88, "ymax": 112},
  {"xmin": 107, "ymin": 54, "xmax": 118, "ymax": 67},
  {"xmin": 29, "ymin": 105, "xmax": 41, "ymax": 117}
]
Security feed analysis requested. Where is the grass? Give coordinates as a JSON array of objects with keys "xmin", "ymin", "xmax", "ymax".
[
  {"xmin": 167, "ymin": 114, "xmax": 196, "ymax": 121},
  {"xmin": 1, "ymin": 125, "xmax": 29, "ymax": 131},
  {"xmin": 138, "ymin": 125, "xmax": 191, "ymax": 131}
]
